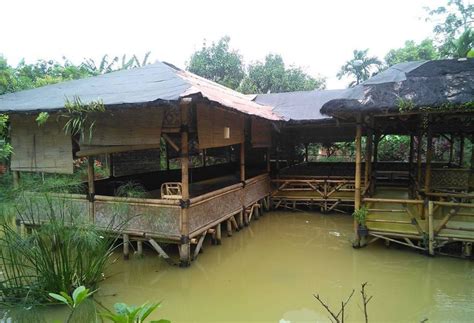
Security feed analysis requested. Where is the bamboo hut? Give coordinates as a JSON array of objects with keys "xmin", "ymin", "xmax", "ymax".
[{"xmin": 0, "ymin": 61, "xmax": 281, "ymax": 266}]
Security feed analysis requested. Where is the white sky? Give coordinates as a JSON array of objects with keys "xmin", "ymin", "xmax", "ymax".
[{"xmin": 1, "ymin": 0, "xmax": 446, "ymax": 89}]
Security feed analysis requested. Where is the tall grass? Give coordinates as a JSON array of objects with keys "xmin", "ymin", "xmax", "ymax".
[{"xmin": 0, "ymin": 189, "xmax": 121, "ymax": 308}]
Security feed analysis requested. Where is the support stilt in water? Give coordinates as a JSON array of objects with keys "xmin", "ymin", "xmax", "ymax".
[
  {"xmin": 226, "ymin": 219, "xmax": 232, "ymax": 237},
  {"xmin": 216, "ymin": 223, "xmax": 222, "ymax": 245},
  {"xmin": 179, "ymin": 100, "xmax": 191, "ymax": 267},
  {"xmin": 428, "ymin": 201, "xmax": 435, "ymax": 256},
  {"xmin": 123, "ymin": 233, "xmax": 130, "ymax": 260},
  {"xmin": 462, "ymin": 242, "xmax": 472, "ymax": 258},
  {"xmin": 179, "ymin": 243, "xmax": 191, "ymax": 267},
  {"xmin": 353, "ymin": 117, "xmax": 362, "ymax": 247},
  {"xmin": 137, "ymin": 240, "xmax": 143, "ymax": 257},
  {"xmin": 238, "ymin": 211, "xmax": 244, "ymax": 229}
]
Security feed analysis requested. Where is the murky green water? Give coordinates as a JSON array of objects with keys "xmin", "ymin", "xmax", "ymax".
[{"xmin": 46, "ymin": 211, "xmax": 473, "ymax": 322}]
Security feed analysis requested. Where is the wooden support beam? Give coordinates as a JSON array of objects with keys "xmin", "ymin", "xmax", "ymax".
[
  {"xmin": 304, "ymin": 143, "xmax": 309, "ymax": 162},
  {"xmin": 428, "ymin": 201, "xmax": 435, "ymax": 256},
  {"xmin": 364, "ymin": 122, "xmax": 373, "ymax": 191},
  {"xmin": 448, "ymin": 134, "xmax": 454, "ymax": 164},
  {"xmin": 240, "ymin": 142, "xmax": 245, "ymax": 181},
  {"xmin": 149, "ymin": 238, "xmax": 175, "ymax": 265},
  {"xmin": 162, "ymin": 133, "xmax": 180, "ymax": 152},
  {"xmin": 179, "ymin": 101, "xmax": 191, "ymax": 267},
  {"xmin": 216, "ymin": 223, "xmax": 222, "ymax": 245},
  {"xmin": 238, "ymin": 211, "xmax": 244, "ymax": 229},
  {"xmin": 137, "ymin": 240, "xmax": 143, "ymax": 257},
  {"xmin": 459, "ymin": 135, "xmax": 464, "ymax": 167},
  {"xmin": 354, "ymin": 117, "xmax": 362, "ymax": 247},
  {"xmin": 193, "ymin": 231, "xmax": 207, "ymax": 260},
  {"xmin": 370, "ymin": 132, "xmax": 380, "ymax": 195},
  {"xmin": 77, "ymin": 144, "xmax": 160, "ymax": 157},
  {"xmin": 123, "ymin": 233, "xmax": 130, "ymax": 260},
  {"xmin": 226, "ymin": 219, "xmax": 232, "ymax": 237},
  {"xmin": 424, "ymin": 122, "xmax": 433, "ymax": 194}
]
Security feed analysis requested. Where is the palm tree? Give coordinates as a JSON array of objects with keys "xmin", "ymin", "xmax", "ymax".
[{"xmin": 337, "ymin": 49, "xmax": 382, "ymax": 87}]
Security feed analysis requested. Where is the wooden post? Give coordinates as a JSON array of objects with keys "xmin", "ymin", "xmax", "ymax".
[
  {"xmin": 364, "ymin": 122, "xmax": 373, "ymax": 191},
  {"xmin": 240, "ymin": 142, "xmax": 245, "ymax": 181},
  {"xmin": 408, "ymin": 134, "xmax": 415, "ymax": 196},
  {"xmin": 165, "ymin": 142, "xmax": 170, "ymax": 170},
  {"xmin": 354, "ymin": 117, "xmax": 362, "ymax": 247},
  {"xmin": 123, "ymin": 233, "xmax": 130, "ymax": 260},
  {"xmin": 448, "ymin": 135, "xmax": 454, "ymax": 165},
  {"xmin": 267, "ymin": 147, "xmax": 271, "ymax": 173},
  {"xmin": 370, "ymin": 132, "xmax": 379, "ymax": 195},
  {"xmin": 416, "ymin": 130, "xmax": 423, "ymax": 191},
  {"xmin": 469, "ymin": 136, "xmax": 474, "ymax": 192},
  {"xmin": 238, "ymin": 210, "xmax": 244, "ymax": 229},
  {"xmin": 459, "ymin": 135, "xmax": 464, "ymax": 167},
  {"xmin": 87, "ymin": 157, "xmax": 95, "ymax": 221},
  {"xmin": 428, "ymin": 201, "xmax": 434, "ymax": 256},
  {"xmin": 179, "ymin": 101, "xmax": 191, "ymax": 267},
  {"xmin": 226, "ymin": 219, "xmax": 232, "ymax": 237},
  {"xmin": 12, "ymin": 171, "xmax": 20, "ymax": 189},
  {"xmin": 203, "ymin": 149, "xmax": 207, "ymax": 167},
  {"xmin": 216, "ymin": 223, "xmax": 222, "ymax": 245},
  {"xmin": 304, "ymin": 143, "xmax": 309, "ymax": 162},
  {"xmin": 137, "ymin": 240, "xmax": 143, "ymax": 257},
  {"xmin": 424, "ymin": 125, "xmax": 433, "ymax": 194}
]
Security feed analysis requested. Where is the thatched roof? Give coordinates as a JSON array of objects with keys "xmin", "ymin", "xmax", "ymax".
[
  {"xmin": 321, "ymin": 59, "xmax": 474, "ymax": 118},
  {"xmin": 0, "ymin": 61, "xmax": 281, "ymax": 121}
]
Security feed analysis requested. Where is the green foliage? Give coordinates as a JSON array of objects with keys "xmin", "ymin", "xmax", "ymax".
[
  {"xmin": 0, "ymin": 114, "xmax": 12, "ymax": 162},
  {"xmin": 0, "ymin": 190, "xmax": 117, "ymax": 307},
  {"xmin": 49, "ymin": 286, "xmax": 96, "ymax": 309},
  {"xmin": 426, "ymin": 0, "xmax": 474, "ymax": 57},
  {"xmin": 187, "ymin": 36, "xmax": 245, "ymax": 90},
  {"xmin": 115, "ymin": 181, "xmax": 147, "ymax": 198},
  {"xmin": 35, "ymin": 112, "xmax": 50, "ymax": 126},
  {"xmin": 239, "ymin": 54, "xmax": 326, "ymax": 94},
  {"xmin": 63, "ymin": 96, "xmax": 105, "ymax": 141},
  {"xmin": 353, "ymin": 207, "xmax": 368, "ymax": 227},
  {"xmin": 385, "ymin": 39, "xmax": 440, "ymax": 66},
  {"xmin": 100, "ymin": 302, "xmax": 170, "ymax": 323},
  {"xmin": 337, "ymin": 49, "xmax": 382, "ymax": 87}
]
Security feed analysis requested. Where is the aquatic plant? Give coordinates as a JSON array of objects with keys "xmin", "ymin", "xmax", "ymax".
[
  {"xmin": 353, "ymin": 206, "xmax": 368, "ymax": 227},
  {"xmin": 49, "ymin": 285, "xmax": 96, "ymax": 323},
  {"xmin": 100, "ymin": 302, "xmax": 170, "ymax": 323},
  {"xmin": 0, "ymin": 191, "xmax": 120, "ymax": 307}
]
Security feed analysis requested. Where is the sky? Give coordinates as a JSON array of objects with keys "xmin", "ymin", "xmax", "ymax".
[{"xmin": 1, "ymin": 0, "xmax": 447, "ymax": 89}]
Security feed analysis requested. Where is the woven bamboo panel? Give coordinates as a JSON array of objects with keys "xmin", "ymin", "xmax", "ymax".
[
  {"xmin": 81, "ymin": 108, "xmax": 163, "ymax": 146},
  {"xmin": 197, "ymin": 104, "xmax": 244, "ymax": 149},
  {"xmin": 188, "ymin": 189, "xmax": 243, "ymax": 234},
  {"xmin": 10, "ymin": 115, "xmax": 73, "ymax": 174},
  {"xmin": 251, "ymin": 118, "xmax": 272, "ymax": 147},
  {"xmin": 421, "ymin": 168, "xmax": 470, "ymax": 189},
  {"xmin": 94, "ymin": 201, "xmax": 181, "ymax": 239},
  {"xmin": 112, "ymin": 148, "xmax": 161, "ymax": 177},
  {"xmin": 243, "ymin": 176, "xmax": 271, "ymax": 207}
]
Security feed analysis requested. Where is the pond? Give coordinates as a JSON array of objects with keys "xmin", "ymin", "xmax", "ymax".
[{"xmin": 46, "ymin": 211, "xmax": 474, "ymax": 322}]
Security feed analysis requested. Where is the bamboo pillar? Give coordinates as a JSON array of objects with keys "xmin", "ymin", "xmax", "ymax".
[
  {"xmin": 370, "ymin": 132, "xmax": 379, "ymax": 195},
  {"xmin": 416, "ymin": 129, "xmax": 423, "ymax": 191},
  {"xmin": 364, "ymin": 123, "xmax": 373, "ymax": 190},
  {"xmin": 424, "ymin": 126, "xmax": 433, "ymax": 194},
  {"xmin": 203, "ymin": 149, "xmax": 207, "ymax": 167},
  {"xmin": 165, "ymin": 142, "xmax": 170, "ymax": 170},
  {"xmin": 179, "ymin": 102, "xmax": 191, "ymax": 267},
  {"xmin": 448, "ymin": 135, "xmax": 454, "ymax": 165},
  {"xmin": 354, "ymin": 117, "xmax": 363, "ymax": 247},
  {"xmin": 408, "ymin": 134, "xmax": 415, "ymax": 196},
  {"xmin": 469, "ymin": 136, "xmax": 474, "ymax": 192},
  {"xmin": 304, "ymin": 143, "xmax": 309, "ymax": 162},
  {"xmin": 459, "ymin": 135, "xmax": 464, "ymax": 167},
  {"xmin": 123, "ymin": 233, "xmax": 130, "ymax": 260},
  {"xmin": 12, "ymin": 171, "xmax": 20, "ymax": 189},
  {"xmin": 428, "ymin": 201, "xmax": 434, "ymax": 256},
  {"xmin": 240, "ymin": 142, "xmax": 245, "ymax": 181},
  {"xmin": 137, "ymin": 240, "xmax": 143, "ymax": 257},
  {"xmin": 87, "ymin": 157, "xmax": 95, "ymax": 221},
  {"xmin": 267, "ymin": 147, "xmax": 271, "ymax": 173}
]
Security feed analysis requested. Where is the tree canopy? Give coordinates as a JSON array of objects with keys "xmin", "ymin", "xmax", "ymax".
[
  {"xmin": 187, "ymin": 36, "xmax": 245, "ymax": 90},
  {"xmin": 337, "ymin": 49, "xmax": 382, "ymax": 87},
  {"xmin": 239, "ymin": 54, "xmax": 326, "ymax": 94},
  {"xmin": 384, "ymin": 39, "xmax": 440, "ymax": 67},
  {"xmin": 187, "ymin": 37, "xmax": 325, "ymax": 93}
]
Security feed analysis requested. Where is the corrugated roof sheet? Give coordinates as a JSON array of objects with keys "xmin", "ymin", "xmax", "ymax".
[{"xmin": 0, "ymin": 61, "xmax": 281, "ymax": 121}]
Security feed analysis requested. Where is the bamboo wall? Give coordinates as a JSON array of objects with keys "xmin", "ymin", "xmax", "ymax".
[{"xmin": 10, "ymin": 115, "xmax": 73, "ymax": 174}]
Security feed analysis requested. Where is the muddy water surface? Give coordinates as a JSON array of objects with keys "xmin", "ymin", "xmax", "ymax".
[{"xmin": 48, "ymin": 211, "xmax": 474, "ymax": 322}]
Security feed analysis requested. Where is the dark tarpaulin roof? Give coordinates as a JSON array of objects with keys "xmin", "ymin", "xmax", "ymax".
[
  {"xmin": 0, "ymin": 61, "xmax": 281, "ymax": 121},
  {"xmin": 321, "ymin": 58, "xmax": 474, "ymax": 117},
  {"xmin": 253, "ymin": 89, "xmax": 347, "ymax": 122}
]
